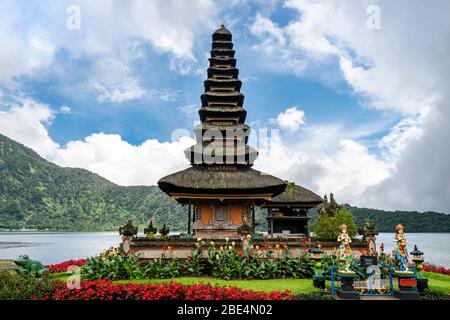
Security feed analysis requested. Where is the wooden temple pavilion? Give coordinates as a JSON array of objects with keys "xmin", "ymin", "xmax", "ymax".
[
  {"xmin": 158, "ymin": 25, "xmax": 321, "ymax": 239},
  {"xmin": 262, "ymin": 182, "xmax": 322, "ymax": 237}
]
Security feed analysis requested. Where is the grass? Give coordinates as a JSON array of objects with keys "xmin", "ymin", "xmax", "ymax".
[
  {"xmin": 0, "ymin": 260, "xmax": 15, "ymax": 270},
  {"xmin": 424, "ymin": 271, "xmax": 450, "ymax": 295},
  {"xmin": 47, "ymin": 270, "xmax": 450, "ymax": 297},
  {"xmin": 113, "ymin": 277, "xmax": 322, "ymax": 294}
]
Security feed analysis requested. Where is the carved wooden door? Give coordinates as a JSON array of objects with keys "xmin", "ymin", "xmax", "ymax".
[{"xmin": 213, "ymin": 204, "xmax": 230, "ymax": 228}]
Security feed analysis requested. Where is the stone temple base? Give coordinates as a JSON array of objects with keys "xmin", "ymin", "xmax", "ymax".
[
  {"xmin": 336, "ymin": 275, "xmax": 360, "ymax": 300},
  {"xmin": 393, "ymin": 274, "xmax": 420, "ymax": 300},
  {"xmin": 194, "ymin": 229, "xmax": 240, "ymax": 239},
  {"xmin": 125, "ymin": 237, "xmax": 370, "ymax": 262},
  {"xmin": 394, "ymin": 290, "xmax": 420, "ymax": 300},
  {"xmin": 417, "ymin": 278, "xmax": 428, "ymax": 292}
]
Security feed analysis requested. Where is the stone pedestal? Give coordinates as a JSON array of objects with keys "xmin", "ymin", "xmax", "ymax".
[
  {"xmin": 416, "ymin": 278, "xmax": 428, "ymax": 292},
  {"xmin": 394, "ymin": 274, "xmax": 420, "ymax": 300},
  {"xmin": 337, "ymin": 274, "xmax": 360, "ymax": 300},
  {"xmin": 313, "ymin": 277, "xmax": 325, "ymax": 289}
]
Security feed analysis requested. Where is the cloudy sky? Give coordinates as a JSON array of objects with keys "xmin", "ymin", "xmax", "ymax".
[{"xmin": 0, "ymin": 0, "xmax": 449, "ymax": 213}]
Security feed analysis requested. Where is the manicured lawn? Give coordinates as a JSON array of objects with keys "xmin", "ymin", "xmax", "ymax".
[
  {"xmin": 49, "ymin": 271, "xmax": 450, "ymax": 296},
  {"xmin": 113, "ymin": 277, "xmax": 322, "ymax": 295},
  {"xmin": 425, "ymin": 271, "xmax": 450, "ymax": 295},
  {"xmin": 0, "ymin": 259, "xmax": 14, "ymax": 270}
]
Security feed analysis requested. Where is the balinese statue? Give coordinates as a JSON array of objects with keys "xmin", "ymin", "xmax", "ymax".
[
  {"xmin": 144, "ymin": 218, "xmax": 157, "ymax": 237},
  {"xmin": 392, "ymin": 224, "xmax": 412, "ymax": 274},
  {"xmin": 329, "ymin": 193, "xmax": 340, "ymax": 216},
  {"xmin": 119, "ymin": 219, "xmax": 138, "ymax": 237},
  {"xmin": 237, "ymin": 216, "xmax": 252, "ymax": 237},
  {"xmin": 359, "ymin": 219, "xmax": 378, "ymax": 256},
  {"xmin": 393, "ymin": 223, "xmax": 406, "ymax": 243},
  {"xmin": 318, "ymin": 194, "xmax": 328, "ymax": 216},
  {"xmin": 159, "ymin": 223, "xmax": 170, "ymax": 237},
  {"xmin": 337, "ymin": 224, "xmax": 355, "ymax": 274}
]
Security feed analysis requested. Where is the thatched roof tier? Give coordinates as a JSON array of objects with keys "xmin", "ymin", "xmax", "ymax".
[
  {"xmin": 158, "ymin": 166, "xmax": 287, "ymax": 197},
  {"xmin": 209, "ymin": 57, "xmax": 237, "ymax": 67},
  {"xmin": 185, "ymin": 143, "xmax": 258, "ymax": 166},
  {"xmin": 212, "ymin": 25, "xmax": 232, "ymax": 41},
  {"xmin": 210, "ymin": 49, "xmax": 235, "ymax": 59},
  {"xmin": 201, "ymin": 91, "xmax": 244, "ymax": 106},
  {"xmin": 204, "ymin": 78, "xmax": 242, "ymax": 92},
  {"xmin": 262, "ymin": 182, "xmax": 322, "ymax": 208},
  {"xmin": 199, "ymin": 106, "xmax": 246, "ymax": 122},
  {"xmin": 212, "ymin": 40, "xmax": 233, "ymax": 49},
  {"xmin": 207, "ymin": 67, "xmax": 239, "ymax": 79},
  {"xmin": 193, "ymin": 123, "xmax": 251, "ymax": 143}
]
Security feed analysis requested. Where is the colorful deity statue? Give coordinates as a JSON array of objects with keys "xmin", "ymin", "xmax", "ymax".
[
  {"xmin": 393, "ymin": 223, "xmax": 406, "ymax": 243},
  {"xmin": 337, "ymin": 224, "xmax": 355, "ymax": 274},
  {"xmin": 358, "ymin": 219, "xmax": 378, "ymax": 256},
  {"xmin": 392, "ymin": 224, "xmax": 413, "ymax": 274}
]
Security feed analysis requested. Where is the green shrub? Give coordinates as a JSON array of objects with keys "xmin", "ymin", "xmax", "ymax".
[
  {"xmin": 81, "ymin": 250, "xmax": 144, "ymax": 280},
  {"xmin": 183, "ymin": 245, "xmax": 205, "ymax": 277},
  {"xmin": 421, "ymin": 289, "xmax": 450, "ymax": 300},
  {"xmin": 206, "ymin": 242, "xmax": 314, "ymax": 280},
  {"xmin": 313, "ymin": 207, "xmax": 358, "ymax": 240},
  {"xmin": 0, "ymin": 272, "xmax": 54, "ymax": 300},
  {"xmin": 80, "ymin": 241, "xmax": 317, "ymax": 281}
]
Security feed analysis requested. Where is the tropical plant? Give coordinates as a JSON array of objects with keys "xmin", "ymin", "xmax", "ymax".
[
  {"xmin": 313, "ymin": 207, "xmax": 358, "ymax": 240},
  {"xmin": 81, "ymin": 248, "xmax": 144, "ymax": 280},
  {"xmin": 0, "ymin": 272, "xmax": 55, "ymax": 300},
  {"xmin": 35, "ymin": 280, "xmax": 293, "ymax": 300}
]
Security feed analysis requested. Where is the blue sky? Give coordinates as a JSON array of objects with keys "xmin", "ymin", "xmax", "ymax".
[
  {"xmin": 0, "ymin": 0, "xmax": 449, "ymax": 212},
  {"xmin": 12, "ymin": 11, "xmax": 390, "ymax": 148}
]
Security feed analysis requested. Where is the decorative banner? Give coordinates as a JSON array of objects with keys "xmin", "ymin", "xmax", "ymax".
[{"xmin": 399, "ymin": 278, "xmax": 417, "ymax": 287}]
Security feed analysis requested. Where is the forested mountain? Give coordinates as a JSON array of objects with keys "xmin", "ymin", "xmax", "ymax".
[
  {"xmin": 0, "ymin": 133, "xmax": 185, "ymax": 231},
  {"xmin": 0, "ymin": 133, "xmax": 448, "ymax": 232},
  {"xmin": 343, "ymin": 205, "xmax": 450, "ymax": 233}
]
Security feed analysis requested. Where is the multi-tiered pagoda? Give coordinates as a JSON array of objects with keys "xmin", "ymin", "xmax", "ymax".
[
  {"xmin": 158, "ymin": 25, "xmax": 286, "ymax": 238},
  {"xmin": 158, "ymin": 25, "xmax": 321, "ymax": 239}
]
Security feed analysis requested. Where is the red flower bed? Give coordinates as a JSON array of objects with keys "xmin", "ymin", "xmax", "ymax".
[
  {"xmin": 423, "ymin": 263, "xmax": 450, "ymax": 275},
  {"xmin": 35, "ymin": 280, "xmax": 293, "ymax": 300},
  {"xmin": 46, "ymin": 259, "xmax": 87, "ymax": 273}
]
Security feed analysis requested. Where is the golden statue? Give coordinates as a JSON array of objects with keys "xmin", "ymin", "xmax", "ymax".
[{"xmin": 337, "ymin": 224, "xmax": 355, "ymax": 274}]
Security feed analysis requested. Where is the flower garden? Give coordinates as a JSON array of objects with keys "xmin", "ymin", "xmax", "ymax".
[{"xmin": 1, "ymin": 235, "xmax": 448, "ymax": 301}]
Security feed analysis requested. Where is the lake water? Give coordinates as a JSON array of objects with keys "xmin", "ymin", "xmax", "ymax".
[{"xmin": 0, "ymin": 232, "xmax": 449, "ymax": 266}]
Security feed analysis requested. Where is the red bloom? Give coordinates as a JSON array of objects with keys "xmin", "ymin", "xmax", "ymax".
[
  {"xmin": 35, "ymin": 280, "xmax": 294, "ymax": 300},
  {"xmin": 46, "ymin": 259, "xmax": 87, "ymax": 273},
  {"xmin": 423, "ymin": 263, "xmax": 450, "ymax": 275}
]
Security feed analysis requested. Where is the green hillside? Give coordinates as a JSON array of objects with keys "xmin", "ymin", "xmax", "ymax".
[
  {"xmin": 0, "ymin": 133, "xmax": 448, "ymax": 232},
  {"xmin": 344, "ymin": 205, "xmax": 450, "ymax": 232},
  {"xmin": 0, "ymin": 133, "xmax": 185, "ymax": 231}
]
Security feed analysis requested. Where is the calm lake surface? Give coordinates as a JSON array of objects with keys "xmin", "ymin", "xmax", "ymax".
[{"xmin": 0, "ymin": 232, "xmax": 449, "ymax": 266}]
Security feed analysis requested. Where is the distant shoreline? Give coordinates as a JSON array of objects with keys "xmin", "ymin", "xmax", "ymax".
[{"xmin": 1, "ymin": 230, "xmax": 450, "ymax": 234}]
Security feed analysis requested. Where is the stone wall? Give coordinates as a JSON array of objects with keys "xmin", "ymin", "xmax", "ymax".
[{"xmin": 127, "ymin": 237, "xmax": 369, "ymax": 261}]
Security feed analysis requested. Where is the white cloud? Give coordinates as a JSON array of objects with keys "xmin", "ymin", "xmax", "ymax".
[
  {"xmin": 58, "ymin": 104, "xmax": 71, "ymax": 113},
  {"xmin": 90, "ymin": 78, "xmax": 146, "ymax": 104},
  {"xmin": 1, "ymin": 1, "xmax": 449, "ymax": 213},
  {"xmin": 87, "ymin": 56, "xmax": 180, "ymax": 104},
  {"xmin": 254, "ymin": 132, "xmax": 390, "ymax": 205},
  {"xmin": 271, "ymin": 107, "xmax": 305, "ymax": 132},
  {"xmin": 0, "ymin": 99, "xmax": 194, "ymax": 186},
  {"xmin": 249, "ymin": 0, "xmax": 450, "ymax": 212},
  {"xmin": 249, "ymin": 14, "xmax": 308, "ymax": 75},
  {"xmin": 0, "ymin": 0, "xmax": 217, "ymax": 86},
  {"xmin": 0, "ymin": 99, "xmax": 60, "ymax": 159},
  {"xmin": 53, "ymin": 133, "xmax": 193, "ymax": 186},
  {"xmin": 178, "ymin": 104, "xmax": 199, "ymax": 117}
]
